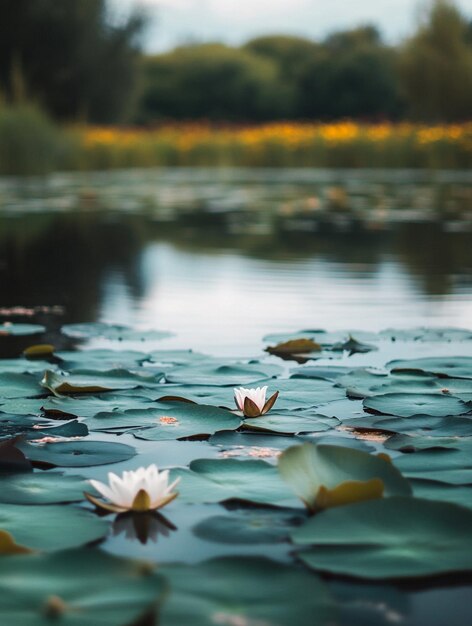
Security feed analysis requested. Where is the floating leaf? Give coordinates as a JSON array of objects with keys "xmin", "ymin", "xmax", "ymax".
[
  {"xmin": 243, "ymin": 411, "xmax": 337, "ymax": 435},
  {"xmin": 193, "ymin": 508, "xmax": 307, "ymax": 544},
  {"xmin": 278, "ymin": 443, "xmax": 411, "ymax": 512},
  {"xmin": 0, "ymin": 504, "xmax": 108, "ymax": 551},
  {"xmin": 0, "ymin": 373, "xmax": 42, "ymax": 400},
  {"xmin": 41, "ymin": 368, "xmax": 164, "ymax": 395},
  {"xmin": 291, "ymin": 497, "xmax": 472, "ymax": 579},
  {"xmin": 266, "ymin": 338, "xmax": 322, "ymax": 360},
  {"xmin": 17, "ymin": 440, "xmax": 136, "ymax": 468},
  {"xmin": 160, "ymin": 557, "xmax": 336, "ymax": 626},
  {"xmin": 363, "ymin": 392, "xmax": 470, "ymax": 417},
  {"xmin": 165, "ymin": 361, "xmax": 281, "ymax": 385},
  {"xmin": 171, "ymin": 458, "xmax": 299, "ymax": 507},
  {"xmin": 394, "ymin": 441, "xmax": 472, "ymax": 484},
  {"xmin": 23, "ymin": 344, "xmax": 55, "ymax": 358},
  {"xmin": 0, "ymin": 472, "xmax": 89, "ymax": 504},
  {"xmin": 388, "ymin": 356, "xmax": 472, "ymax": 380},
  {"xmin": 0, "ymin": 548, "xmax": 166, "ymax": 625},
  {"xmin": 87, "ymin": 402, "xmax": 241, "ymax": 441},
  {"xmin": 61, "ymin": 322, "xmax": 172, "ymax": 341},
  {"xmin": 0, "ymin": 323, "xmax": 45, "ymax": 336}
]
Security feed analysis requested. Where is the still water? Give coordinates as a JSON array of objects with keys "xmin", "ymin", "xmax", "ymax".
[{"xmin": 0, "ymin": 167, "xmax": 471, "ymax": 354}]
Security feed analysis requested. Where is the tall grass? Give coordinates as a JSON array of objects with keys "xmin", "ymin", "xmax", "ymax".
[{"xmin": 0, "ymin": 104, "xmax": 71, "ymax": 175}]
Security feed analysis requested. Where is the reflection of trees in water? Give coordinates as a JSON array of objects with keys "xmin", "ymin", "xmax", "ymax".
[
  {"xmin": 1, "ymin": 212, "xmax": 471, "ymax": 327},
  {"xmin": 0, "ymin": 212, "xmax": 147, "ymax": 325}
]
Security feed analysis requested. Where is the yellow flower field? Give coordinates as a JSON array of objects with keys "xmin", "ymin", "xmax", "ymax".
[{"xmin": 68, "ymin": 121, "xmax": 472, "ymax": 170}]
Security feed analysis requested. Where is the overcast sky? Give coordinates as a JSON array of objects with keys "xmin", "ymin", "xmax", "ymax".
[{"xmin": 111, "ymin": 0, "xmax": 472, "ymax": 52}]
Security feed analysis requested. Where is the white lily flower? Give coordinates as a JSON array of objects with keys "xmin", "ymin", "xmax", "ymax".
[
  {"xmin": 234, "ymin": 386, "xmax": 279, "ymax": 417},
  {"xmin": 85, "ymin": 464, "xmax": 180, "ymax": 513}
]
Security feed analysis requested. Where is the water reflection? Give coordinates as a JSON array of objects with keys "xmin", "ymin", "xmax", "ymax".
[{"xmin": 0, "ymin": 169, "xmax": 471, "ymax": 356}]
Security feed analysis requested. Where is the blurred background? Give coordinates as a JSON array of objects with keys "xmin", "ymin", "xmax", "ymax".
[{"xmin": 0, "ymin": 0, "xmax": 471, "ymax": 354}]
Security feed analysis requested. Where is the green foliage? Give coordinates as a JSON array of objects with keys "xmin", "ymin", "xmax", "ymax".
[
  {"xmin": 0, "ymin": 104, "xmax": 65, "ymax": 175},
  {"xmin": 139, "ymin": 43, "xmax": 286, "ymax": 122},
  {"xmin": 0, "ymin": 0, "xmax": 144, "ymax": 123},
  {"xmin": 399, "ymin": 0, "xmax": 472, "ymax": 121}
]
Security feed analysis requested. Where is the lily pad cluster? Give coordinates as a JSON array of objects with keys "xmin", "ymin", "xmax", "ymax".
[{"xmin": 1, "ymin": 323, "xmax": 472, "ymax": 624}]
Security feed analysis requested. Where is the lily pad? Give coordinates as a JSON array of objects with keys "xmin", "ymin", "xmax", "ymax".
[
  {"xmin": 0, "ymin": 548, "xmax": 166, "ymax": 625},
  {"xmin": 243, "ymin": 411, "xmax": 337, "ymax": 435},
  {"xmin": 338, "ymin": 369, "xmax": 472, "ymax": 400},
  {"xmin": 171, "ymin": 458, "xmax": 299, "ymax": 508},
  {"xmin": 42, "ymin": 392, "xmax": 155, "ymax": 419},
  {"xmin": 278, "ymin": 443, "xmax": 411, "ymax": 511},
  {"xmin": 87, "ymin": 402, "xmax": 241, "ymax": 440},
  {"xmin": 380, "ymin": 327, "xmax": 472, "ymax": 342},
  {"xmin": 56, "ymin": 349, "xmax": 150, "ymax": 371},
  {"xmin": 193, "ymin": 508, "xmax": 307, "ymax": 544},
  {"xmin": 394, "ymin": 442, "xmax": 472, "ymax": 484},
  {"xmin": 61, "ymin": 322, "xmax": 172, "ymax": 342},
  {"xmin": 388, "ymin": 356, "xmax": 472, "ymax": 380},
  {"xmin": 0, "ymin": 323, "xmax": 45, "ymax": 336},
  {"xmin": 0, "ymin": 373, "xmax": 42, "ymax": 400},
  {"xmin": 363, "ymin": 393, "xmax": 471, "ymax": 417},
  {"xmin": 291, "ymin": 497, "xmax": 472, "ymax": 579},
  {"xmin": 41, "ymin": 369, "xmax": 164, "ymax": 395},
  {"xmin": 0, "ymin": 472, "xmax": 89, "ymax": 504},
  {"xmin": 342, "ymin": 415, "xmax": 472, "ymax": 437},
  {"xmin": 17, "ymin": 440, "xmax": 136, "ymax": 467},
  {"xmin": 0, "ymin": 504, "xmax": 108, "ymax": 551},
  {"xmin": 160, "ymin": 556, "xmax": 335, "ymax": 626},
  {"xmin": 412, "ymin": 479, "xmax": 472, "ymax": 510},
  {"xmin": 165, "ymin": 361, "xmax": 281, "ymax": 385}
]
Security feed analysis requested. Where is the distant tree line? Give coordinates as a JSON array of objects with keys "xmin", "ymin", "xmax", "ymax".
[{"xmin": 1, "ymin": 0, "xmax": 472, "ymax": 124}]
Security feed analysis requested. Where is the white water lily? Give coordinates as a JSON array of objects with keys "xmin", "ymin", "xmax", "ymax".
[
  {"xmin": 85, "ymin": 464, "xmax": 180, "ymax": 513},
  {"xmin": 234, "ymin": 386, "xmax": 279, "ymax": 418}
]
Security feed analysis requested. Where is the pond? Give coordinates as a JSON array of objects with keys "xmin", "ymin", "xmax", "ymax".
[{"xmin": 0, "ymin": 168, "xmax": 472, "ymax": 626}]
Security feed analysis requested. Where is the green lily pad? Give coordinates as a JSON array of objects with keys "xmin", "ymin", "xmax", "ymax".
[
  {"xmin": 338, "ymin": 369, "xmax": 472, "ymax": 400},
  {"xmin": 394, "ymin": 442, "xmax": 472, "ymax": 484},
  {"xmin": 61, "ymin": 322, "xmax": 172, "ymax": 342},
  {"xmin": 0, "ymin": 358, "xmax": 55, "ymax": 374},
  {"xmin": 56, "ymin": 349, "xmax": 150, "ymax": 371},
  {"xmin": 165, "ymin": 361, "xmax": 281, "ymax": 385},
  {"xmin": 41, "ymin": 369, "xmax": 164, "ymax": 395},
  {"xmin": 412, "ymin": 479, "xmax": 472, "ymax": 510},
  {"xmin": 0, "ymin": 504, "xmax": 108, "ymax": 551},
  {"xmin": 0, "ymin": 472, "xmax": 89, "ymax": 504},
  {"xmin": 0, "ymin": 413, "xmax": 52, "ymax": 439},
  {"xmin": 42, "ymin": 393, "xmax": 155, "ymax": 419},
  {"xmin": 380, "ymin": 327, "xmax": 472, "ymax": 342},
  {"xmin": 278, "ymin": 443, "xmax": 411, "ymax": 511},
  {"xmin": 26, "ymin": 420, "xmax": 89, "ymax": 440},
  {"xmin": 160, "ymin": 557, "xmax": 335, "ymax": 626},
  {"xmin": 243, "ymin": 411, "xmax": 337, "ymax": 435},
  {"xmin": 0, "ymin": 373, "xmax": 42, "ymax": 400},
  {"xmin": 388, "ymin": 356, "xmax": 472, "ymax": 380},
  {"xmin": 385, "ymin": 433, "xmax": 470, "ymax": 451},
  {"xmin": 342, "ymin": 414, "xmax": 472, "ymax": 437},
  {"xmin": 0, "ymin": 548, "xmax": 165, "ymax": 625},
  {"xmin": 171, "ymin": 458, "xmax": 299, "ymax": 507},
  {"xmin": 0, "ymin": 397, "xmax": 46, "ymax": 416},
  {"xmin": 17, "ymin": 440, "xmax": 136, "ymax": 467},
  {"xmin": 193, "ymin": 509, "xmax": 307, "ymax": 544},
  {"xmin": 291, "ymin": 497, "xmax": 472, "ymax": 579},
  {"xmin": 0, "ymin": 323, "xmax": 45, "ymax": 336},
  {"xmin": 363, "ymin": 393, "xmax": 470, "ymax": 417},
  {"xmin": 87, "ymin": 402, "xmax": 240, "ymax": 440}
]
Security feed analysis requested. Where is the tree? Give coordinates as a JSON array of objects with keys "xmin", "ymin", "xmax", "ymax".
[
  {"xmin": 139, "ymin": 44, "xmax": 286, "ymax": 122},
  {"xmin": 297, "ymin": 26, "xmax": 401, "ymax": 120},
  {"xmin": 399, "ymin": 0, "xmax": 472, "ymax": 121},
  {"xmin": 0, "ymin": 0, "xmax": 145, "ymax": 122}
]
